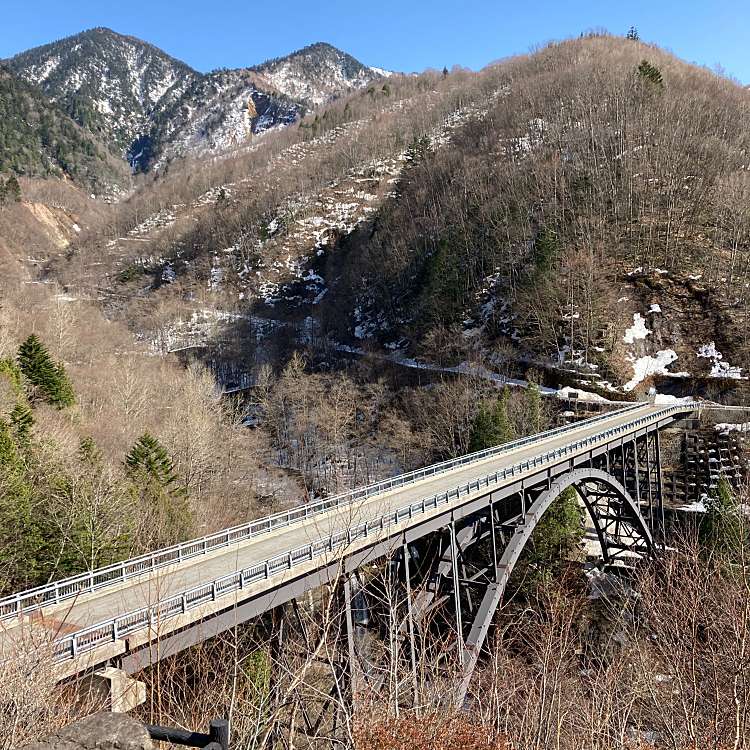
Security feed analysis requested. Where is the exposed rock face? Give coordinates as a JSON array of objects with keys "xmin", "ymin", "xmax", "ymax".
[{"xmin": 23, "ymin": 713, "xmax": 152, "ymax": 750}]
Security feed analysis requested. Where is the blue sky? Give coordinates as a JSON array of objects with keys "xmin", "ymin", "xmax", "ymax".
[{"xmin": 1, "ymin": 0, "xmax": 748, "ymax": 82}]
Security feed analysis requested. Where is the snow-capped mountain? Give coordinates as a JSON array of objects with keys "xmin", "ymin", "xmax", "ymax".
[
  {"xmin": 252, "ymin": 42, "xmax": 390, "ymax": 106},
  {"xmin": 5, "ymin": 31, "xmax": 390, "ymax": 171},
  {"xmin": 6, "ymin": 27, "xmax": 199, "ymax": 154}
]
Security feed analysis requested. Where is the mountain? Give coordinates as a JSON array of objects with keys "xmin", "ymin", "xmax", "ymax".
[
  {"xmin": 6, "ymin": 31, "xmax": 388, "ymax": 171},
  {"xmin": 6, "ymin": 27, "xmax": 199, "ymax": 155},
  {"xmin": 131, "ymin": 68, "xmax": 303, "ymax": 170},
  {"xmin": 137, "ymin": 43, "xmax": 388, "ymax": 170},
  {"xmin": 57, "ymin": 34, "xmax": 750, "ymax": 405},
  {"xmin": 251, "ymin": 42, "xmax": 390, "ymax": 106},
  {"xmin": 0, "ymin": 65, "xmax": 127, "ymax": 189}
]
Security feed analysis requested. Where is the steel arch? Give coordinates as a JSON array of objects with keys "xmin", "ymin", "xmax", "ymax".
[{"xmin": 457, "ymin": 468, "xmax": 653, "ymax": 703}]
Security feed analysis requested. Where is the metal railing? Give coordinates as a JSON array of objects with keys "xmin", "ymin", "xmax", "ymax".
[
  {"xmin": 48, "ymin": 403, "xmax": 690, "ymax": 663},
  {"xmin": 147, "ymin": 719, "xmax": 229, "ymax": 750},
  {"xmin": 0, "ymin": 402, "xmax": 647, "ymax": 622}
]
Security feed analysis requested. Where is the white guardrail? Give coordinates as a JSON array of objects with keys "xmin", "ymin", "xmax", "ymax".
[
  {"xmin": 2, "ymin": 404, "xmax": 644, "ymax": 623},
  {"xmin": 41, "ymin": 402, "xmax": 690, "ymax": 663}
]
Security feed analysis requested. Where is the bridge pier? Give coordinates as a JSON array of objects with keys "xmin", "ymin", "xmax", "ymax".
[{"xmin": 88, "ymin": 667, "xmax": 146, "ymax": 713}]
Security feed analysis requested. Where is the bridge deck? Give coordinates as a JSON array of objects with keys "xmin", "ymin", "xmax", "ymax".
[{"xmin": 0, "ymin": 403, "xmax": 688, "ymax": 674}]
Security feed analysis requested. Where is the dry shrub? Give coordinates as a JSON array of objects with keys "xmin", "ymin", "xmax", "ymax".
[
  {"xmin": 354, "ymin": 710, "xmax": 509, "ymax": 750},
  {"xmin": 0, "ymin": 632, "xmax": 101, "ymax": 749}
]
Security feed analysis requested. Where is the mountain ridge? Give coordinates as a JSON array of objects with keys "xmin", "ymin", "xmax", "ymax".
[{"xmin": 6, "ymin": 29, "xmax": 390, "ymax": 172}]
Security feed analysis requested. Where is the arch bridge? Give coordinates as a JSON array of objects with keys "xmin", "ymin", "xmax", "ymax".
[{"xmin": 0, "ymin": 402, "xmax": 693, "ymax": 707}]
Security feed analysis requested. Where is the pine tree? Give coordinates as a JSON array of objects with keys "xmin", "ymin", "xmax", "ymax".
[
  {"xmin": 527, "ymin": 486, "xmax": 584, "ymax": 569},
  {"xmin": 637, "ymin": 59, "xmax": 663, "ymax": 87},
  {"xmin": 125, "ymin": 433, "xmax": 180, "ymax": 489},
  {"xmin": 494, "ymin": 386, "xmax": 516, "ymax": 444},
  {"xmin": 469, "ymin": 387, "xmax": 516, "ymax": 452},
  {"xmin": 9, "ymin": 402, "xmax": 33, "ymax": 444},
  {"xmin": 125, "ymin": 433, "xmax": 191, "ymax": 546},
  {"xmin": 442, "ymin": 66, "xmax": 449, "ymax": 77},
  {"xmin": 626, "ymin": 26, "xmax": 639, "ymax": 41},
  {"xmin": 17, "ymin": 334, "xmax": 75, "ymax": 407},
  {"xmin": 469, "ymin": 402, "xmax": 497, "ymax": 452},
  {"xmin": 701, "ymin": 478, "xmax": 745, "ymax": 554},
  {"xmin": 524, "ymin": 381, "xmax": 542, "ymax": 434}
]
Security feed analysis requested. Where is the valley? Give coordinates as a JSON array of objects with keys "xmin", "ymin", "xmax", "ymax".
[{"xmin": 1, "ymin": 20, "xmax": 750, "ymax": 750}]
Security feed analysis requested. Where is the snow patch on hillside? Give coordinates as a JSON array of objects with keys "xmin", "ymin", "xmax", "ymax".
[
  {"xmin": 624, "ymin": 349, "xmax": 687, "ymax": 391},
  {"xmin": 697, "ymin": 342, "xmax": 746, "ymax": 379},
  {"xmin": 623, "ymin": 313, "xmax": 651, "ymax": 344}
]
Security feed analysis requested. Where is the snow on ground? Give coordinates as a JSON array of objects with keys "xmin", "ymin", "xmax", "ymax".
[
  {"xmin": 649, "ymin": 303, "xmax": 661, "ymax": 313},
  {"xmin": 679, "ymin": 497, "xmax": 708, "ymax": 513},
  {"xmin": 623, "ymin": 349, "xmax": 689, "ymax": 392},
  {"xmin": 623, "ymin": 313, "xmax": 651, "ymax": 344},
  {"xmin": 653, "ymin": 394, "xmax": 694, "ymax": 405},
  {"xmin": 697, "ymin": 342, "xmax": 746, "ymax": 379},
  {"xmin": 715, "ymin": 422, "xmax": 750, "ymax": 434},
  {"xmin": 555, "ymin": 386, "xmax": 608, "ymax": 403}
]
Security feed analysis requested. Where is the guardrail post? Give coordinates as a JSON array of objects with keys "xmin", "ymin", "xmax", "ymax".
[{"xmin": 209, "ymin": 719, "xmax": 230, "ymax": 750}]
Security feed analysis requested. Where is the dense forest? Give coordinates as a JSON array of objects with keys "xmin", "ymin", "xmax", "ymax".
[{"xmin": 0, "ymin": 67, "xmax": 126, "ymax": 189}]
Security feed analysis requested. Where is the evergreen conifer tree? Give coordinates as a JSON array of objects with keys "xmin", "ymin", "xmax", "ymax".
[
  {"xmin": 125, "ymin": 433, "xmax": 190, "ymax": 546},
  {"xmin": 637, "ymin": 59, "xmax": 663, "ymax": 87},
  {"xmin": 494, "ymin": 386, "xmax": 516, "ymax": 444},
  {"xmin": 701, "ymin": 478, "xmax": 745, "ymax": 554},
  {"xmin": 469, "ymin": 402, "xmax": 497, "ymax": 452},
  {"xmin": 125, "ymin": 433, "xmax": 179, "ymax": 489},
  {"xmin": 17, "ymin": 334, "xmax": 75, "ymax": 407},
  {"xmin": 9, "ymin": 402, "xmax": 33, "ymax": 443},
  {"xmin": 626, "ymin": 26, "xmax": 639, "ymax": 41},
  {"xmin": 527, "ymin": 486, "xmax": 584, "ymax": 569},
  {"xmin": 524, "ymin": 381, "xmax": 542, "ymax": 434}
]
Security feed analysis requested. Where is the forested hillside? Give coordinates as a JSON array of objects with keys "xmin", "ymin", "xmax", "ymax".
[
  {"xmin": 56, "ymin": 34, "xmax": 750, "ymax": 402},
  {"xmin": 328, "ymin": 35, "xmax": 750, "ymax": 389},
  {"xmin": 0, "ymin": 67, "xmax": 127, "ymax": 189},
  {"xmin": 3, "ymin": 27, "xmax": 750, "ymax": 750}
]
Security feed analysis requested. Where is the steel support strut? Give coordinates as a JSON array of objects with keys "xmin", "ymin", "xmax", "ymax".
[
  {"xmin": 402, "ymin": 543, "xmax": 418, "ymax": 708},
  {"xmin": 449, "ymin": 521, "xmax": 464, "ymax": 662},
  {"xmin": 655, "ymin": 430, "xmax": 665, "ymax": 538},
  {"xmin": 343, "ymin": 574, "xmax": 360, "ymax": 699}
]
